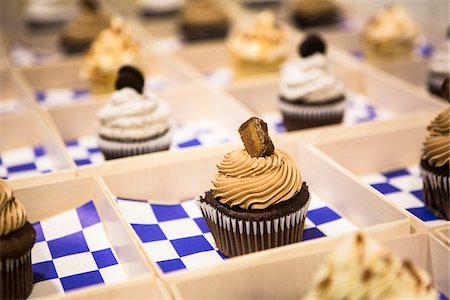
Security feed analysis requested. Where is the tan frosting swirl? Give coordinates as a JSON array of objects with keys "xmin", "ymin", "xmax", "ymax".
[
  {"xmin": 211, "ymin": 149, "xmax": 302, "ymax": 210},
  {"xmin": 0, "ymin": 179, "xmax": 27, "ymax": 236},
  {"xmin": 422, "ymin": 108, "xmax": 450, "ymax": 167}
]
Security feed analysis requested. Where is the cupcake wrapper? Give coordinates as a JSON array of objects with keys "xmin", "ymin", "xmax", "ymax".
[
  {"xmin": 1, "ymin": 252, "xmax": 33, "ymax": 299},
  {"xmin": 99, "ymin": 128, "xmax": 172, "ymax": 160},
  {"xmin": 196, "ymin": 196, "xmax": 310, "ymax": 257},
  {"xmin": 179, "ymin": 24, "xmax": 229, "ymax": 41},
  {"xmin": 421, "ymin": 167, "xmax": 450, "ymax": 220},
  {"xmin": 278, "ymin": 97, "xmax": 345, "ymax": 131}
]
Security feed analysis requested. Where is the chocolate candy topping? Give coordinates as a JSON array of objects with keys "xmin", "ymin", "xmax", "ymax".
[
  {"xmin": 299, "ymin": 33, "xmax": 326, "ymax": 58},
  {"xmin": 238, "ymin": 117, "xmax": 274, "ymax": 157},
  {"xmin": 115, "ymin": 65, "xmax": 145, "ymax": 94}
]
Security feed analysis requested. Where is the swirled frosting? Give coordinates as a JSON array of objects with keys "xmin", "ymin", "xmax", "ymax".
[
  {"xmin": 211, "ymin": 148, "xmax": 302, "ymax": 210},
  {"xmin": 304, "ymin": 234, "xmax": 438, "ymax": 300},
  {"xmin": 293, "ymin": 0, "xmax": 338, "ymax": 16},
  {"xmin": 81, "ymin": 17, "xmax": 141, "ymax": 80},
  {"xmin": 430, "ymin": 41, "xmax": 450, "ymax": 74},
  {"xmin": 61, "ymin": 6, "xmax": 110, "ymax": 42},
  {"xmin": 180, "ymin": 0, "xmax": 227, "ymax": 26},
  {"xmin": 279, "ymin": 53, "xmax": 344, "ymax": 102},
  {"xmin": 422, "ymin": 108, "xmax": 450, "ymax": 167},
  {"xmin": 0, "ymin": 179, "xmax": 27, "ymax": 236},
  {"xmin": 227, "ymin": 11, "xmax": 288, "ymax": 63},
  {"xmin": 97, "ymin": 87, "xmax": 171, "ymax": 140}
]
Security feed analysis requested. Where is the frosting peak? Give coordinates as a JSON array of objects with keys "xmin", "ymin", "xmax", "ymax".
[
  {"xmin": 211, "ymin": 149, "xmax": 302, "ymax": 210},
  {"xmin": 0, "ymin": 179, "xmax": 27, "ymax": 236},
  {"xmin": 422, "ymin": 108, "xmax": 450, "ymax": 167}
]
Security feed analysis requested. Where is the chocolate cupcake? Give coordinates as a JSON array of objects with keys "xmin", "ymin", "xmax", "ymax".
[
  {"xmin": 178, "ymin": 0, "xmax": 229, "ymax": 41},
  {"xmin": 427, "ymin": 28, "xmax": 450, "ymax": 100},
  {"xmin": 197, "ymin": 117, "xmax": 310, "ymax": 257},
  {"xmin": 420, "ymin": 78, "xmax": 449, "ymax": 220},
  {"xmin": 138, "ymin": 0, "xmax": 184, "ymax": 17},
  {"xmin": 0, "ymin": 179, "xmax": 36, "ymax": 299},
  {"xmin": 97, "ymin": 66, "xmax": 173, "ymax": 160},
  {"xmin": 278, "ymin": 34, "xmax": 346, "ymax": 131},
  {"xmin": 291, "ymin": 0, "xmax": 341, "ymax": 29}
]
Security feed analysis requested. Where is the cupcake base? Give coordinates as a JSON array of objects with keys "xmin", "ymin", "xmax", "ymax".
[
  {"xmin": 197, "ymin": 182, "xmax": 310, "ymax": 257},
  {"xmin": 363, "ymin": 39, "xmax": 415, "ymax": 62},
  {"xmin": 59, "ymin": 36, "xmax": 92, "ymax": 55},
  {"xmin": 232, "ymin": 56, "xmax": 286, "ymax": 79},
  {"xmin": 420, "ymin": 159, "xmax": 449, "ymax": 220},
  {"xmin": 179, "ymin": 23, "xmax": 229, "ymax": 42},
  {"xmin": 0, "ymin": 221, "xmax": 36, "ymax": 300},
  {"xmin": 279, "ymin": 95, "xmax": 345, "ymax": 131},
  {"xmin": 292, "ymin": 9, "xmax": 341, "ymax": 28},
  {"xmin": 427, "ymin": 71, "xmax": 449, "ymax": 100}
]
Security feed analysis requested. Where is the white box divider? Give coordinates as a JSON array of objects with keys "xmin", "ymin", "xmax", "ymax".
[{"xmin": 0, "ymin": 68, "xmax": 35, "ymax": 114}]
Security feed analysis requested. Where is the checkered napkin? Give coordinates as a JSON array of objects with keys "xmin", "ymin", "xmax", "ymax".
[
  {"xmin": 0, "ymin": 145, "xmax": 55, "ymax": 179},
  {"xmin": 10, "ymin": 41, "xmax": 62, "ymax": 67},
  {"xmin": 361, "ymin": 165, "xmax": 446, "ymax": 225},
  {"xmin": 116, "ymin": 191, "xmax": 357, "ymax": 274},
  {"xmin": 30, "ymin": 201, "xmax": 127, "ymax": 298},
  {"xmin": 0, "ymin": 98, "xmax": 26, "ymax": 115},
  {"xmin": 351, "ymin": 42, "xmax": 434, "ymax": 60}
]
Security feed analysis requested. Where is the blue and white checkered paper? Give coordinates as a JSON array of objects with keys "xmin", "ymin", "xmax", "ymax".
[
  {"xmin": 116, "ymin": 191, "xmax": 358, "ymax": 274},
  {"xmin": 30, "ymin": 201, "xmax": 127, "ymax": 298},
  {"xmin": 361, "ymin": 165, "xmax": 447, "ymax": 226},
  {"xmin": 0, "ymin": 145, "xmax": 55, "ymax": 179},
  {"xmin": 65, "ymin": 120, "xmax": 236, "ymax": 167},
  {"xmin": 0, "ymin": 98, "xmax": 27, "ymax": 115}
]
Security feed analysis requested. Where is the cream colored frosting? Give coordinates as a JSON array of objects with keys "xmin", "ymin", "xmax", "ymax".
[
  {"xmin": 211, "ymin": 148, "xmax": 302, "ymax": 210},
  {"xmin": 422, "ymin": 108, "xmax": 450, "ymax": 167},
  {"xmin": 304, "ymin": 233, "xmax": 438, "ymax": 300},
  {"xmin": 180, "ymin": 0, "xmax": 227, "ymax": 25},
  {"xmin": 97, "ymin": 87, "xmax": 171, "ymax": 140},
  {"xmin": 61, "ymin": 8, "xmax": 110, "ymax": 41},
  {"xmin": 0, "ymin": 179, "xmax": 27, "ymax": 236},
  {"xmin": 227, "ymin": 11, "xmax": 288, "ymax": 63},
  {"xmin": 363, "ymin": 4, "xmax": 419, "ymax": 43},
  {"xmin": 81, "ymin": 17, "xmax": 141, "ymax": 80},
  {"xmin": 430, "ymin": 41, "xmax": 450, "ymax": 74},
  {"xmin": 279, "ymin": 53, "xmax": 344, "ymax": 102}
]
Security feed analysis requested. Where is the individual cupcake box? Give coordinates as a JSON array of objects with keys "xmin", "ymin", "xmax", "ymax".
[
  {"xmin": 0, "ymin": 109, "xmax": 74, "ymax": 186},
  {"xmin": 8, "ymin": 176, "xmax": 155, "ymax": 299},
  {"xmin": 0, "ymin": 69, "xmax": 34, "ymax": 115},
  {"xmin": 313, "ymin": 114, "xmax": 450, "ymax": 232},
  {"xmin": 433, "ymin": 223, "xmax": 450, "ymax": 248},
  {"xmin": 98, "ymin": 134, "xmax": 409, "ymax": 276},
  {"xmin": 166, "ymin": 233, "xmax": 449, "ymax": 299}
]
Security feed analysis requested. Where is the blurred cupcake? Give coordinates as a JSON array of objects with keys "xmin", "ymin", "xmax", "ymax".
[
  {"xmin": 420, "ymin": 78, "xmax": 449, "ymax": 220},
  {"xmin": 138, "ymin": 0, "xmax": 184, "ymax": 17},
  {"xmin": 427, "ymin": 28, "xmax": 450, "ymax": 100},
  {"xmin": 178, "ymin": 0, "xmax": 229, "ymax": 41},
  {"xmin": 304, "ymin": 233, "xmax": 439, "ymax": 299},
  {"xmin": 24, "ymin": 0, "xmax": 75, "ymax": 28},
  {"xmin": 80, "ymin": 17, "xmax": 141, "ymax": 94},
  {"xmin": 97, "ymin": 66, "xmax": 173, "ymax": 160},
  {"xmin": 197, "ymin": 117, "xmax": 310, "ymax": 257},
  {"xmin": 228, "ymin": 11, "xmax": 289, "ymax": 78},
  {"xmin": 0, "ymin": 179, "xmax": 36, "ymax": 299},
  {"xmin": 291, "ymin": 0, "xmax": 341, "ymax": 29},
  {"xmin": 362, "ymin": 4, "xmax": 419, "ymax": 60},
  {"xmin": 278, "ymin": 34, "xmax": 345, "ymax": 131},
  {"xmin": 59, "ymin": 0, "xmax": 110, "ymax": 54},
  {"xmin": 239, "ymin": 0, "xmax": 282, "ymax": 9}
]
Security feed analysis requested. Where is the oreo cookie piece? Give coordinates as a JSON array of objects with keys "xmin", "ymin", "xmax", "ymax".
[
  {"xmin": 115, "ymin": 65, "xmax": 145, "ymax": 94},
  {"xmin": 299, "ymin": 34, "xmax": 326, "ymax": 58},
  {"xmin": 441, "ymin": 76, "xmax": 449, "ymax": 101}
]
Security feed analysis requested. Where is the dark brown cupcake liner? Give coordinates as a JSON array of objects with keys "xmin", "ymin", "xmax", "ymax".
[
  {"xmin": 421, "ymin": 167, "xmax": 450, "ymax": 220},
  {"xmin": 196, "ymin": 196, "xmax": 310, "ymax": 257},
  {"xmin": 278, "ymin": 97, "xmax": 345, "ymax": 131},
  {"xmin": 179, "ymin": 23, "xmax": 229, "ymax": 42},
  {"xmin": 1, "ymin": 252, "xmax": 34, "ymax": 299},
  {"xmin": 292, "ymin": 9, "xmax": 341, "ymax": 28}
]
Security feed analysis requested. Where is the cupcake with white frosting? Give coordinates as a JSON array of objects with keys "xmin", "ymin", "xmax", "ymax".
[
  {"xmin": 427, "ymin": 29, "xmax": 450, "ymax": 100},
  {"xmin": 278, "ymin": 33, "xmax": 346, "ymax": 131},
  {"xmin": 97, "ymin": 66, "xmax": 172, "ymax": 160}
]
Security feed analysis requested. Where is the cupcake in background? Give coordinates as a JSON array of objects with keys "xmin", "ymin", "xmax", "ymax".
[
  {"xmin": 362, "ymin": 4, "xmax": 419, "ymax": 61},
  {"xmin": 427, "ymin": 28, "xmax": 450, "ymax": 100},
  {"xmin": 239, "ymin": 0, "xmax": 282, "ymax": 9},
  {"xmin": 24, "ymin": 0, "xmax": 76, "ymax": 28},
  {"xmin": 138, "ymin": 0, "xmax": 185, "ymax": 17},
  {"xmin": 197, "ymin": 117, "xmax": 310, "ymax": 257},
  {"xmin": 227, "ymin": 10, "xmax": 289, "ymax": 78},
  {"xmin": 59, "ymin": 0, "xmax": 110, "ymax": 54},
  {"xmin": 80, "ymin": 17, "xmax": 141, "ymax": 94},
  {"xmin": 291, "ymin": 0, "xmax": 341, "ymax": 29},
  {"xmin": 97, "ymin": 66, "xmax": 173, "ymax": 160},
  {"xmin": 178, "ymin": 0, "xmax": 229, "ymax": 42},
  {"xmin": 278, "ymin": 33, "xmax": 346, "ymax": 131},
  {"xmin": 0, "ymin": 179, "xmax": 36, "ymax": 299},
  {"xmin": 303, "ymin": 233, "xmax": 439, "ymax": 299},
  {"xmin": 420, "ymin": 77, "xmax": 449, "ymax": 220}
]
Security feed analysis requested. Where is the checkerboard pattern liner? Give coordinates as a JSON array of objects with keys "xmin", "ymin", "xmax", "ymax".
[
  {"xmin": 116, "ymin": 191, "xmax": 358, "ymax": 274},
  {"xmin": 361, "ymin": 165, "xmax": 447, "ymax": 226},
  {"xmin": 66, "ymin": 120, "xmax": 236, "ymax": 167},
  {"xmin": 30, "ymin": 200, "xmax": 127, "ymax": 298},
  {"xmin": 0, "ymin": 145, "xmax": 56, "ymax": 180}
]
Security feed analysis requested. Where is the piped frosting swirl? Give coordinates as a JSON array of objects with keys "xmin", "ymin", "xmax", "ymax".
[
  {"xmin": 422, "ymin": 108, "xmax": 450, "ymax": 167},
  {"xmin": 0, "ymin": 179, "xmax": 27, "ymax": 236},
  {"xmin": 211, "ymin": 148, "xmax": 302, "ymax": 210}
]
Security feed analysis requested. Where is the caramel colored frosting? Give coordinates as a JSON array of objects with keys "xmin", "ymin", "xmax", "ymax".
[
  {"xmin": 293, "ymin": 0, "xmax": 338, "ymax": 16},
  {"xmin": 61, "ymin": 8, "xmax": 110, "ymax": 42},
  {"xmin": 0, "ymin": 179, "xmax": 27, "ymax": 236},
  {"xmin": 228, "ymin": 11, "xmax": 288, "ymax": 63},
  {"xmin": 422, "ymin": 108, "xmax": 450, "ymax": 167},
  {"xmin": 180, "ymin": 0, "xmax": 228, "ymax": 25},
  {"xmin": 304, "ymin": 234, "xmax": 438, "ymax": 300},
  {"xmin": 211, "ymin": 148, "xmax": 302, "ymax": 210}
]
